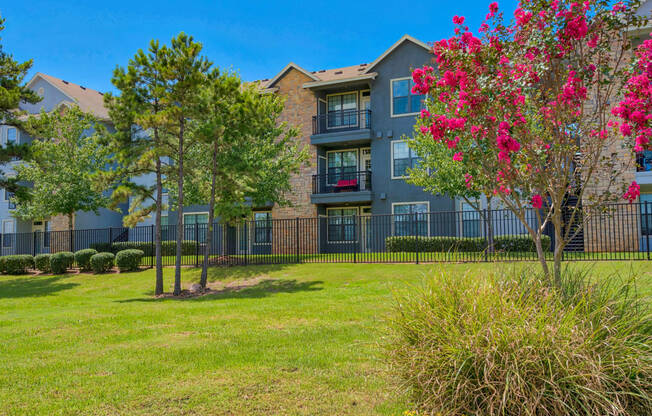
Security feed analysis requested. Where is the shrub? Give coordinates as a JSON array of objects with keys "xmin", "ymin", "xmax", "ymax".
[
  {"xmin": 387, "ymin": 268, "xmax": 652, "ymax": 415},
  {"xmin": 115, "ymin": 249, "xmax": 144, "ymax": 272},
  {"xmin": 34, "ymin": 254, "xmax": 51, "ymax": 273},
  {"xmin": 74, "ymin": 248, "xmax": 98, "ymax": 271},
  {"xmin": 2, "ymin": 255, "xmax": 34, "ymax": 274},
  {"xmin": 385, "ymin": 234, "xmax": 550, "ymax": 253},
  {"xmin": 90, "ymin": 252, "xmax": 115, "ymax": 273},
  {"xmin": 90, "ymin": 240, "xmax": 198, "ymax": 256},
  {"xmin": 50, "ymin": 251, "xmax": 74, "ymax": 274}
]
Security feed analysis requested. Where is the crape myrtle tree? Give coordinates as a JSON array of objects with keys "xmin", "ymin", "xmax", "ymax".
[
  {"xmin": 0, "ymin": 16, "xmax": 40, "ymax": 198},
  {"xmin": 103, "ymin": 39, "xmax": 176, "ymax": 296},
  {"xmin": 15, "ymin": 106, "xmax": 112, "ymax": 231},
  {"xmin": 183, "ymin": 69, "xmax": 307, "ymax": 289},
  {"xmin": 410, "ymin": 0, "xmax": 649, "ymax": 284}
]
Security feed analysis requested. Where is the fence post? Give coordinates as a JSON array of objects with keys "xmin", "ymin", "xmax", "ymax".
[
  {"xmin": 69, "ymin": 228, "xmax": 73, "ymax": 252},
  {"xmin": 244, "ymin": 222, "xmax": 248, "ymax": 266},
  {"xmin": 195, "ymin": 222, "xmax": 199, "ymax": 267},
  {"xmin": 414, "ymin": 213, "xmax": 419, "ymax": 265},
  {"xmin": 646, "ymin": 201, "xmax": 650, "ymax": 261},
  {"xmin": 354, "ymin": 215, "xmax": 358, "ymax": 264},
  {"xmin": 483, "ymin": 208, "xmax": 488, "ymax": 262},
  {"xmin": 32, "ymin": 231, "xmax": 36, "ymax": 256},
  {"xmin": 150, "ymin": 224, "xmax": 154, "ymax": 268},
  {"xmin": 295, "ymin": 217, "xmax": 300, "ymax": 264}
]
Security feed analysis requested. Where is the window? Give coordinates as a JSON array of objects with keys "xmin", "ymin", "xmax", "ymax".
[
  {"xmin": 5, "ymin": 189, "xmax": 14, "ymax": 210},
  {"xmin": 6, "ymin": 128, "xmax": 17, "ymax": 146},
  {"xmin": 327, "ymin": 149, "xmax": 358, "ymax": 184},
  {"xmin": 391, "ymin": 78, "xmax": 425, "ymax": 116},
  {"xmin": 391, "ymin": 140, "xmax": 420, "ymax": 178},
  {"xmin": 2, "ymin": 220, "xmax": 14, "ymax": 247},
  {"xmin": 461, "ymin": 202, "xmax": 481, "ymax": 237},
  {"xmin": 327, "ymin": 208, "xmax": 357, "ymax": 242},
  {"xmin": 160, "ymin": 214, "xmax": 170, "ymax": 241},
  {"xmin": 43, "ymin": 221, "xmax": 51, "ymax": 248},
  {"xmin": 636, "ymin": 150, "xmax": 652, "ymax": 172},
  {"xmin": 37, "ymin": 87, "xmax": 45, "ymax": 97},
  {"xmin": 641, "ymin": 194, "xmax": 652, "ymax": 236},
  {"xmin": 184, "ymin": 213, "xmax": 208, "ymax": 225},
  {"xmin": 184, "ymin": 213, "xmax": 209, "ymax": 243},
  {"xmin": 160, "ymin": 215, "xmax": 169, "ymax": 226},
  {"xmin": 327, "ymin": 92, "xmax": 357, "ymax": 128},
  {"xmin": 393, "ymin": 202, "xmax": 429, "ymax": 237},
  {"xmin": 254, "ymin": 212, "xmax": 272, "ymax": 244}
]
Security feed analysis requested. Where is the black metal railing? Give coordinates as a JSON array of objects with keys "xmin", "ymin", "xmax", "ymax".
[
  {"xmin": 312, "ymin": 109, "xmax": 371, "ymax": 135},
  {"xmin": 312, "ymin": 170, "xmax": 371, "ymax": 194},
  {"xmin": 0, "ymin": 202, "xmax": 649, "ymax": 269}
]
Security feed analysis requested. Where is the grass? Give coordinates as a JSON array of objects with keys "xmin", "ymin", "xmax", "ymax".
[{"xmin": 0, "ymin": 262, "xmax": 650, "ymax": 415}]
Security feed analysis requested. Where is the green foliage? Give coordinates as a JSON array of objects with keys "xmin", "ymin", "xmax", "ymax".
[
  {"xmin": 74, "ymin": 249, "xmax": 98, "ymax": 271},
  {"xmin": 1, "ymin": 255, "xmax": 34, "ymax": 274},
  {"xmin": 115, "ymin": 249, "xmax": 144, "ymax": 272},
  {"xmin": 34, "ymin": 254, "xmax": 51, "ymax": 272},
  {"xmin": 15, "ymin": 106, "xmax": 112, "ymax": 225},
  {"xmin": 90, "ymin": 252, "xmax": 115, "ymax": 274},
  {"xmin": 90, "ymin": 240, "xmax": 198, "ymax": 256},
  {"xmin": 386, "ymin": 234, "xmax": 550, "ymax": 253},
  {"xmin": 388, "ymin": 267, "xmax": 652, "ymax": 415},
  {"xmin": 50, "ymin": 251, "xmax": 74, "ymax": 274}
]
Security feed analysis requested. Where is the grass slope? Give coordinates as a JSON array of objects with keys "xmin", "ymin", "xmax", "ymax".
[{"xmin": 0, "ymin": 262, "xmax": 650, "ymax": 415}]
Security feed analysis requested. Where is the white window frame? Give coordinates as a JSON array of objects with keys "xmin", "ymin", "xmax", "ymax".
[
  {"xmin": 391, "ymin": 201, "xmax": 431, "ymax": 237},
  {"xmin": 252, "ymin": 211, "xmax": 273, "ymax": 246},
  {"xmin": 2, "ymin": 219, "xmax": 15, "ymax": 248},
  {"xmin": 326, "ymin": 91, "xmax": 359, "ymax": 129},
  {"xmin": 326, "ymin": 206, "xmax": 359, "ymax": 243},
  {"xmin": 325, "ymin": 148, "xmax": 359, "ymax": 185},
  {"xmin": 390, "ymin": 77, "xmax": 426, "ymax": 118},
  {"xmin": 390, "ymin": 139, "xmax": 421, "ymax": 179},
  {"xmin": 4, "ymin": 127, "xmax": 18, "ymax": 146},
  {"xmin": 4, "ymin": 187, "xmax": 15, "ymax": 210}
]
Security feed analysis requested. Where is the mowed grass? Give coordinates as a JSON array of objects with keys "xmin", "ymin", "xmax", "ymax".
[{"xmin": 0, "ymin": 262, "xmax": 650, "ymax": 415}]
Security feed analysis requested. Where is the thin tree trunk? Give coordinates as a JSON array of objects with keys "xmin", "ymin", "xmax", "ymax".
[
  {"xmin": 200, "ymin": 140, "xmax": 218, "ymax": 288},
  {"xmin": 154, "ymin": 156, "xmax": 163, "ymax": 296},
  {"xmin": 67, "ymin": 213, "xmax": 74, "ymax": 252},
  {"xmin": 174, "ymin": 120, "xmax": 184, "ymax": 296}
]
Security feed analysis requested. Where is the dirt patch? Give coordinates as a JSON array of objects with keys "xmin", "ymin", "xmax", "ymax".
[{"xmin": 155, "ymin": 276, "xmax": 272, "ymax": 299}]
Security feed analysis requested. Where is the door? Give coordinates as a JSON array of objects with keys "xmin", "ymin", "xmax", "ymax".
[
  {"xmin": 32, "ymin": 220, "xmax": 51, "ymax": 254},
  {"xmin": 360, "ymin": 206, "xmax": 372, "ymax": 252},
  {"xmin": 360, "ymin": 90, "xmax": 371, "ymax": 129},
  {"xmin": 360, "ymin": 148, "xmax": 371, "ymax": 190}
]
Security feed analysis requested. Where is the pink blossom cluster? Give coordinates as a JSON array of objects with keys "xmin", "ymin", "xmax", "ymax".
[{"xmin": 623, "ymin": 181, "xmax": 641, "ymax": 203}]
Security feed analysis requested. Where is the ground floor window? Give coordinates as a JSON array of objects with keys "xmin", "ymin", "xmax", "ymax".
[
  {"xmin": 2, "ymin": 219, "xmax": 14, "ymax": 247},
  {"xmin": 392, "ymin": 202, "xmax": 429, "ymax": 237},
  {"xmin": 254, "ymin": 212, "xmax": 272, "ymax": 244},
  {"xmin": 641, "ymin": 194, "xmax": 652, "ymax": 236},
  {"xmin": 184, "ymin": 212, "xmax": 209, "ymax": 242},
  {"xmin": 327, "ymin": 208, "xmax": 357, "ymax": 242},
  {"xmin": 461, "ymin": 202, "xmax": 481, "ymax": 237}
]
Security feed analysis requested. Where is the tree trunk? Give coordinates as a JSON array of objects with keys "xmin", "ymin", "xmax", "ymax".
[
  {"xmin": 200, "ymin": 140, "xmax": 218, "ymax": 288},
  {"xmin": 174, "ymin": 120, "xmax": 185, "ymax": 296},
  {"xmin": 154, "ymin": 157, "xmax": 163, "ymax": 296},
  {"xmin": 533, "ymin": 234, "xmax": 550, "ymax": 279},
  {"xmin": 67, "ymin": 213, "xmax": 74, "ymax": 252},
  {"xmin": 553, "ymin": 218, "xmax": 564, "ymax": 288}
]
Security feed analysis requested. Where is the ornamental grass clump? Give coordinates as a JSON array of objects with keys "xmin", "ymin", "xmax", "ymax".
[{"xmin": 387, "ymin": 266, "xmax": 652, "ymax": 416}]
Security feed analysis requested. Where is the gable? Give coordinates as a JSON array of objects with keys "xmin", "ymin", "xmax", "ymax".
[
  {"xmin": 364, "ymin": 35, "xmax": 430, "ymax": 73},
  {"xmin": 20, "ymin": 76, "xmax": 74, "ymax": 115}
]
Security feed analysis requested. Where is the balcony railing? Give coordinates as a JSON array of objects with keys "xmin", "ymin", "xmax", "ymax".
[
  {"xmin": 312, "ymin": 109, "xmax": 371, "ymax": 135},
  {"xmin": 636, "ymin": 151, "xmax": 652, "ymax": 172},
  {"xmin": 312, "ymin": 170, "xmax": 371, "ymax": 194}
]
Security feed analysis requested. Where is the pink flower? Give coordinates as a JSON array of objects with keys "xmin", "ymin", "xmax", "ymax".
[
  {"xmin": 531, "ymin": 194, "xmax": 543, "ymax": 209},
  {"xmin": 452, "ymin": 15, "xmax": 465, "ymax": 25},
  {"xmin": 453, "ymin": 152, "xmax": 463, "ymax": 161},
  {"xmin": 623, "ymin": 181, "xmax": 640, "ymax": 203}
]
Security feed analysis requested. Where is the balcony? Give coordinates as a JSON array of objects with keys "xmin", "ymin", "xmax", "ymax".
[
  {"xmin": 311, "ymin": 109, "xmax": 372, "ymax": 147},
  {"xmin": 311, "ymin": 170, "xmax": 372, "ymax": 204}
]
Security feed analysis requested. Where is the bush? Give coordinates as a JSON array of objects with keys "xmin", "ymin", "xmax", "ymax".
[
  {"xmin": 34, "ymin": 254, "xmax": 51, "ymax": 273},
  {"xmin": 388, "ymin": 268, "xmax": 652, "ymax": 415},
  {"xmin": 50, "ymin": 251, "xmax": 74, "ymax": 274},
  {"xmin": 1, "ymin": 255, "xmax": 34, "ymax": 274},
  {"xmin": 90, "ymin": 240, "xmax": 198, "ymax": 256},
  {"xmin": 74, "ymin": 248, "xmax": 97, "ymax": 271},
  {"xmin": 385, "ymin": 234, "xmax": 550, "ymax": 253},
  {"xmin": 90, "ymin": 252, "xmax": 115, "ymax": 273},
  {"xmin": 115, "ymin": 249, "xmax": 144, "ymax": 272}
]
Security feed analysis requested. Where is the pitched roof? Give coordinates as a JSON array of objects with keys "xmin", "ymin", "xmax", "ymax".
[
  {"xmin": 26, "ymin": 73, "xmax": 109, "ymax": 120},
  {"xmin": 256, "ymin": 34, "xmax": 430, "ymax": 89}
]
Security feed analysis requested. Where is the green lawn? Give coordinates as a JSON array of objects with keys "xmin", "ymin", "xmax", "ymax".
[{"xmin": 1, "ymin": 261, "xmax": 650, "ymax": 415}]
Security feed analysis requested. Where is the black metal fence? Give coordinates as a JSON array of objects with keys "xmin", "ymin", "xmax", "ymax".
[{"xmin": 1, "ymin": 202, "xmax": 650, "ymax": 267}]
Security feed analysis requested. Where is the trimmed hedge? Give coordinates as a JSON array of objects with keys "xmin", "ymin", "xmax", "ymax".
[
  {"xmin": 90, "ymin": 240, "xmax": 198, "ymax": 256},
  {"xmin": 90, "ymin": 252, "xmax": 115, "ymax": 273},
  {"xmin": 386, "ymin": 234, "xmax": 551, "ymax": 253},
  {"xmin": 2, "ymin": 255, "xmax": 34, "ymax": 274},
  {"xmin": 34, "ymin": 254, "xmax": 51, "ymax": 272},
  {"xmin": 74, "ymin": 249, "xmax": 97, "ymax": 271},
  {"xmin": 50, "ymin": 251, "xmax": 74, "ymax": 274},
  {"xmin": 115, "ymin": 249, "xmax": 144, "ymax": 272}
]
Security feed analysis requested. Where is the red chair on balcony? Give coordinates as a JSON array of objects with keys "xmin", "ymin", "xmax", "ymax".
[{"xmin": 334, "ymin": 179, "xmax": 358, "ymax": 192}]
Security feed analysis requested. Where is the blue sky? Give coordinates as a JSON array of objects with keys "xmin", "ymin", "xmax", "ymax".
[{"xmin": 2, "ymin": 0, "xmax": 518, "ymax": 93}]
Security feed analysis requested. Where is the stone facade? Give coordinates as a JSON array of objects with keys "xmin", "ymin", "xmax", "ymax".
[{"xmin": 268, "ymin": 68, "xmax": 319, "ymax": 254}]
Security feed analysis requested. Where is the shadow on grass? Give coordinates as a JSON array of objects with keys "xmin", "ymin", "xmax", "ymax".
[
  {"xmin": 117, "ymin": 278, "xmax": 324, "ymax": 303},
  {"xmin": 0, "ymin": 275, "xmax": 79, "ymax": 299},
  {"xmin": 183, "ymin": 264, "xmax": 296, "ymax": 283}
]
